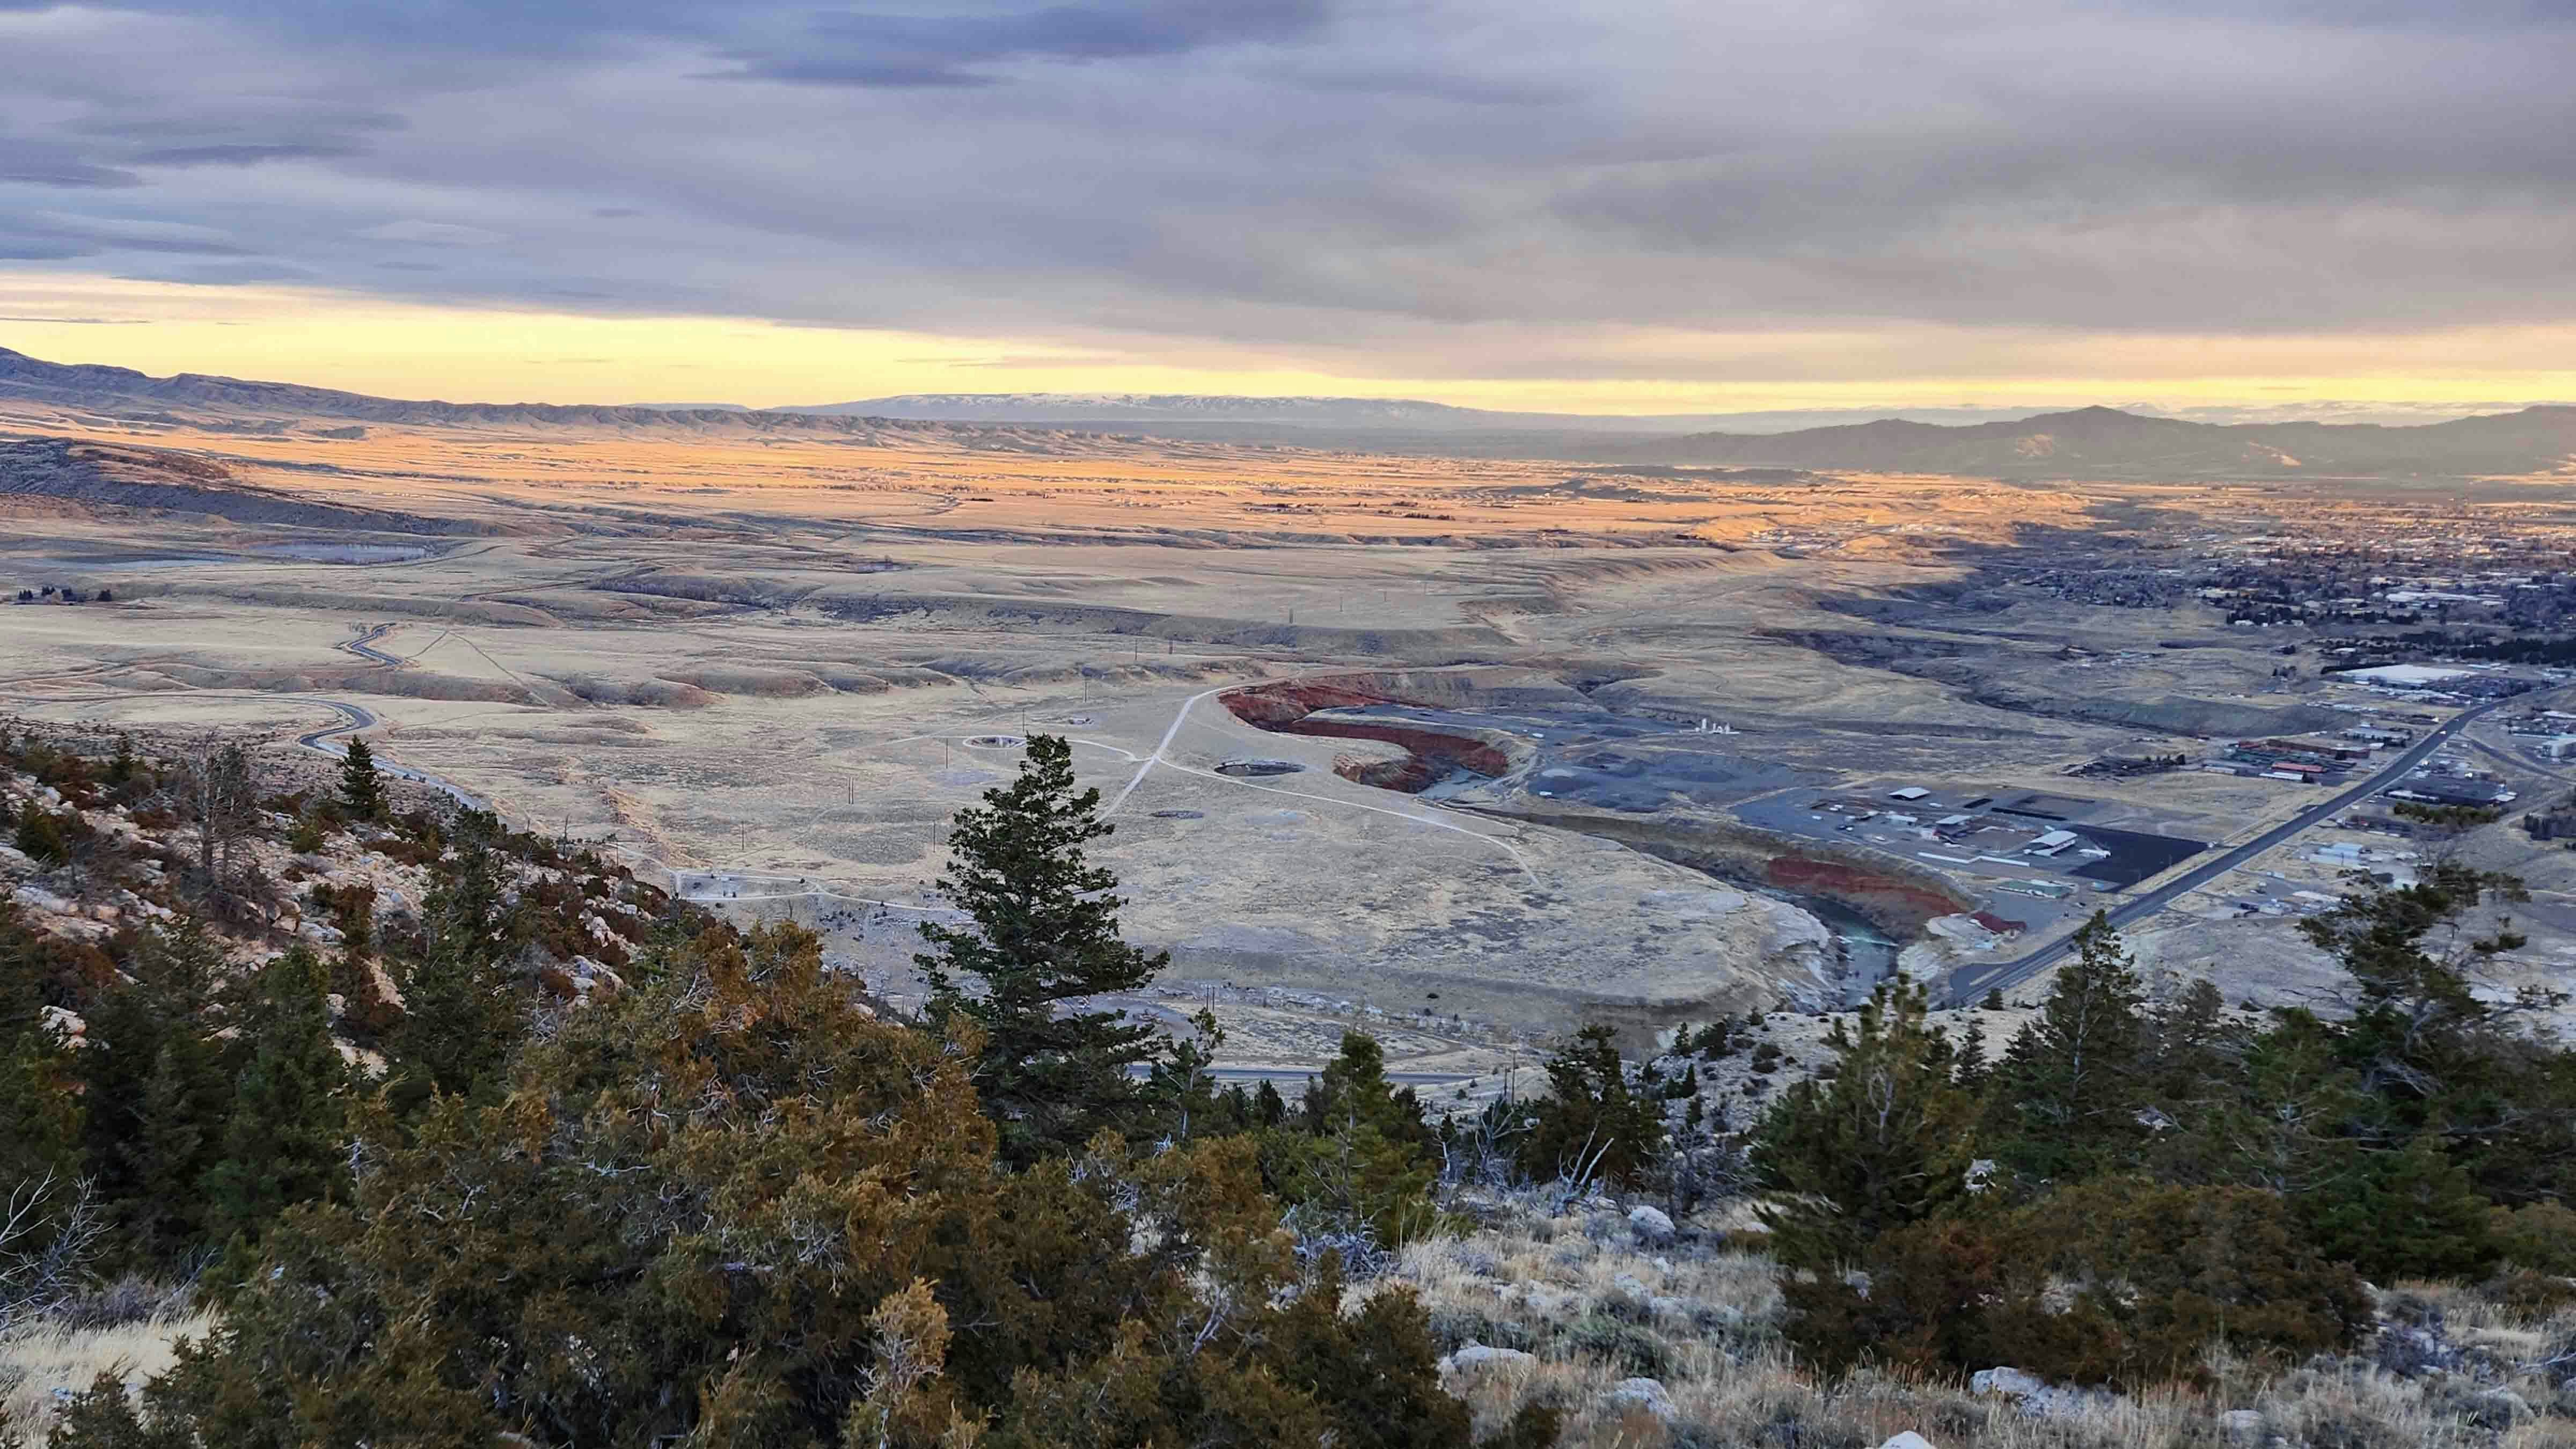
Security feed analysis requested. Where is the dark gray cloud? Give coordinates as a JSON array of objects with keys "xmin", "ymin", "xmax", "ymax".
[
  {"xmin": 0, "ymin": 141, "xmax": 144, "ymax": 188},
  {"xmin": 0, "ymin": 164, "xmax": 142, "ymax": 188},
  {"xmin": 0, "ymin": 210, "xmax": 252, "ymax": 261},
  {"xmin": 131, "ymin": 142, "xmax": 367, "ymax": 166},
  {"xmin": 722, "ymin": 1, "xmax": 1328, "ymax": 86},
  {"xmin": 1, "ymin": 0, "xmax": 2573, "ymax": 381}
]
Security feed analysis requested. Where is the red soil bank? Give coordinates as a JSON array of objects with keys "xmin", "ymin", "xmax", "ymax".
[
  {"xmin": 1223, "ymin": 681, "xmax": 1511, "ymax": 793},
  {"xmin": 1221, "ymin": 679, "xmax": 1396, "ymax": 725},
  {"xmin": 1334, "ymin": 752, "xmax": 1438, "ymax": 792},
  {"xmin": 1763, "ymin": 857, "xmax": 1964, "ymax": 930}
]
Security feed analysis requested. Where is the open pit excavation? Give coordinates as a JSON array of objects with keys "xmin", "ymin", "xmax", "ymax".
[{"xmin": 1214, "ymin": 669, "xmax": 1960, "ymax": 1004}]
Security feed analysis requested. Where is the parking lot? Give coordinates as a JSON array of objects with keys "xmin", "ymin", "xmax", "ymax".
[{"xmin": 1733, "ymin": 780, "xmax": 2213, "ymax": 936}]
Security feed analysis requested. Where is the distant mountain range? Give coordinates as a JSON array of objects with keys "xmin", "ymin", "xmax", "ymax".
[
  {"xmin": 771, "ymin": 392, "xmax": 1732, "ymax": 432},
  {"xmin": 0, "ymin": 347, "xmax": 958, "ymax": 441},
  {"xmin": 5, "ymin": 346, "xmax": 2572, "ymax": 479},
  {"xmin": 762, "ymin": 392, "xmax": 2118, "ymax": 435},
  {"xmin": 1607, "ymin": 403, "xmax": 2576, "ymax": 479}
]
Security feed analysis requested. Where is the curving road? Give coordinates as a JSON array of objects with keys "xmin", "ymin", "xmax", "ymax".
[
  {"xmin": 291, "ymin": 696, "xmax": 492, "ymax": 811},
  {"xmin": 294, "ymin": 697, "xmax": 376, "ymax": 751},
  {"xmin": 1941, "ymin": 698, "xmax": 2506, "ymax": 1006},
  {"xmin": 339, "ymin": 623, "xmax": 403, "ymax": 667}
]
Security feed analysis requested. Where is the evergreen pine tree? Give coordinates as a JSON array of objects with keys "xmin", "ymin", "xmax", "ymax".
[
  {"xmin": 1752, "ymin": 981, "xmax": 1977, "ymax": 1270},
  {"xmin": 14, "ymin": 799, "xmax": 70, "ymax": 867},
  {"xmin": 130, "ymin": 931, "xmax": 231, "ymax": 1261},
  {"xmin": 0, "ymin": 906, "xmax": 82, "ymax": 1257},
  {"xmin": 1254, "ymin": 1079, "xmax": 1289, "ymax": 1128},
  {"xmin": 917, "ymin": 734, "xmax": 1168, "ymax": 1163},
  {"xmin": 1300, "ymin": 1031, "xmax": 1432, "ymax": 1148},
  {"xmin": 1147, "ymin": 1008, "xmax": 1229, "ymax": 1139},
  {"xmin": 104, "ymin": 732, "xmax": 140, "ymax": 788},
  {"xmin": 337, "ymin": 736, "xmax": 384, "ymax": 822},
  {"xmin": 387, "ymin": 839, "xmax": 521, "ymax": 1107},
  {"xmin": 1982, "ymin": 912, "xmax": 2151, "ymax": 1184},
  {"xmin": 78, "ymin": 929, "xmax": 224, "ymax": 1205},
  {"xmin": 0, "ymin": 901, "xmax": 49, "ymax": 1038},
  {"xmin": 202, "ymin": 947, "xmax": 352, "ymax": 1248},
  {"xmin": 130, "ymin": 1032, "xmax": 229, "ymax": 1262},
  {"xmin": 0, "ymin": 1027, "xmax": 82, "ymax": 1215},
  {"xmin": 1517, "ymin": 1024, "xmax": 1666, "ymax": 1190},
  {"xmin": 2301, "ymin": 865, "xmax": 2539, "ymax": 1130},
  {"xmin": 1266, "ymin": 1032, "xmax": 1443, "ymax": 1245},
  {"xmin": 1956, "ymin": 1016, "xmax": 1991, "ymax": 1093},
  {"xmin": 2145, "ymin": 976, "xmax": 2239, "ymax": 1117},
  {"xmin": 2302, "ymin": 1132, "xmax": 2499, "ymax": 1282},
  {"xmin": 2290, "ymin": 867, "xmax": 2570, "ymax": 1204}
]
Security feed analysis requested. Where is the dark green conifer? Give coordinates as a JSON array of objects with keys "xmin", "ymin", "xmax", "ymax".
[
  {"xmin": 1268, "ymin": 1031, "xmax": 1441, "ymax": 1244},
  {"xmin": 202, "ymin": 947, "xmax": 350, "ymax": 1247},
  {"xmin": 1254, "ymin": 1078, "xmax": 1289, "ymax": 1128},
  {"xmin": 1753, "ymin": 981, "xmax": 1975, "ymax": 1270},
  {"xmin": 336, "ymin": 736, "xmax": 384, "ymax": 822},
  {"xmin": 387, "ymin": 839, "xmax": 521, "ymax": 1106},
  {"xmin": 1517, "ymin": 1024, "xmax": 1666, "ymax": 1190},
  {"xmin": 14, "ymin": 799, "xmax": 70, "ymax": 867},
  {"xmin": 1983, "ymin": 912, "xmax": 2151, "ymax": 1184},
  {"xmin": 0, "ymin": 906, "xmax": 83, "ymax": 1257},
  {"xmin": 918, "ymin": 734, "xmax": 1166, "ymax": 1163}
]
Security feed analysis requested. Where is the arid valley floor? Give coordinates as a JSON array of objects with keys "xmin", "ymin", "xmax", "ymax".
[{"xmin": 11, "ymin": 395, "xmax": 2576, "ymax": 1085}]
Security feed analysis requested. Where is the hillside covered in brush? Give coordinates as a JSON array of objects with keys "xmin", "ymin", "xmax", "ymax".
[{"xmin": 2, "ymin": 724, "xmax": 2573, "ymax": 1448}]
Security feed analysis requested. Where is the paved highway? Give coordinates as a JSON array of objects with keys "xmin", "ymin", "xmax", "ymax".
[
  {"xmin": 1941, "ymin": 699, "xmax": 2505, "ymax": 1006},
  {"xmin": 340, "ymin": 623, "xmax": 403, "ymax": 667},
  {"xmin": 294, "ymin": 698, "xmax": 376, "ymax": 751},
  {"xmin": 291, "ymin": 696, "xmax": 492, "ymax": 811},
  {"xmin": 2462, "ymin": 733, "xmax": 2571, "ymax": 786}
]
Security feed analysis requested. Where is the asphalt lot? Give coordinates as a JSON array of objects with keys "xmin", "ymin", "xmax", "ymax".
[{"xmin": 1938, "ymin": 699, "xmax": 2503, "ymax": 1006}]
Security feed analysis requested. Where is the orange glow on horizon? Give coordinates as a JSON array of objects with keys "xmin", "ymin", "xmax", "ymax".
[{"xmin": 5, "ymin": 273, "xmax": 2573, "ymax": 417}]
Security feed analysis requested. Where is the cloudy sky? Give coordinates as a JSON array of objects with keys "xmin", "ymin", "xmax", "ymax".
[{"xmin": 4, "ymin": 0, "xmax": 2574, "ymax": 412}]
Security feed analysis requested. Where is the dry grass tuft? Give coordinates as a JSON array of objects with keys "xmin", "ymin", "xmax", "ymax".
[
  {"xmin": 0, "ymin": 1312, "xmax": 210, "ymax": 1443},
  {"xmin": 1384, "ymin": 1190, "xmax": 2576, "ymax": 1448}
]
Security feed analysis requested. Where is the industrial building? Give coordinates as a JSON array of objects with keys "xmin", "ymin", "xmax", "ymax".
[{"xmin": 2389, "ymin": 777, "xmax": 2512, "ymax": 807}]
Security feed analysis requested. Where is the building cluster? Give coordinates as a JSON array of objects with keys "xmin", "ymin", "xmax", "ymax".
[
  {"xmin": 1984, "ymin": 501, "xmax": 2576, "ymax": 640},
  {"xmin": 2386, "ymin": 773, "xmax": 2514, "ymax": 808},
  {"xmin": 2207, "ymin": 735, "xmax": 2371, "ymax": 784},
  {"xmin": 11, "ymin": 584, "xmax": 113, "ymax": 604}
]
